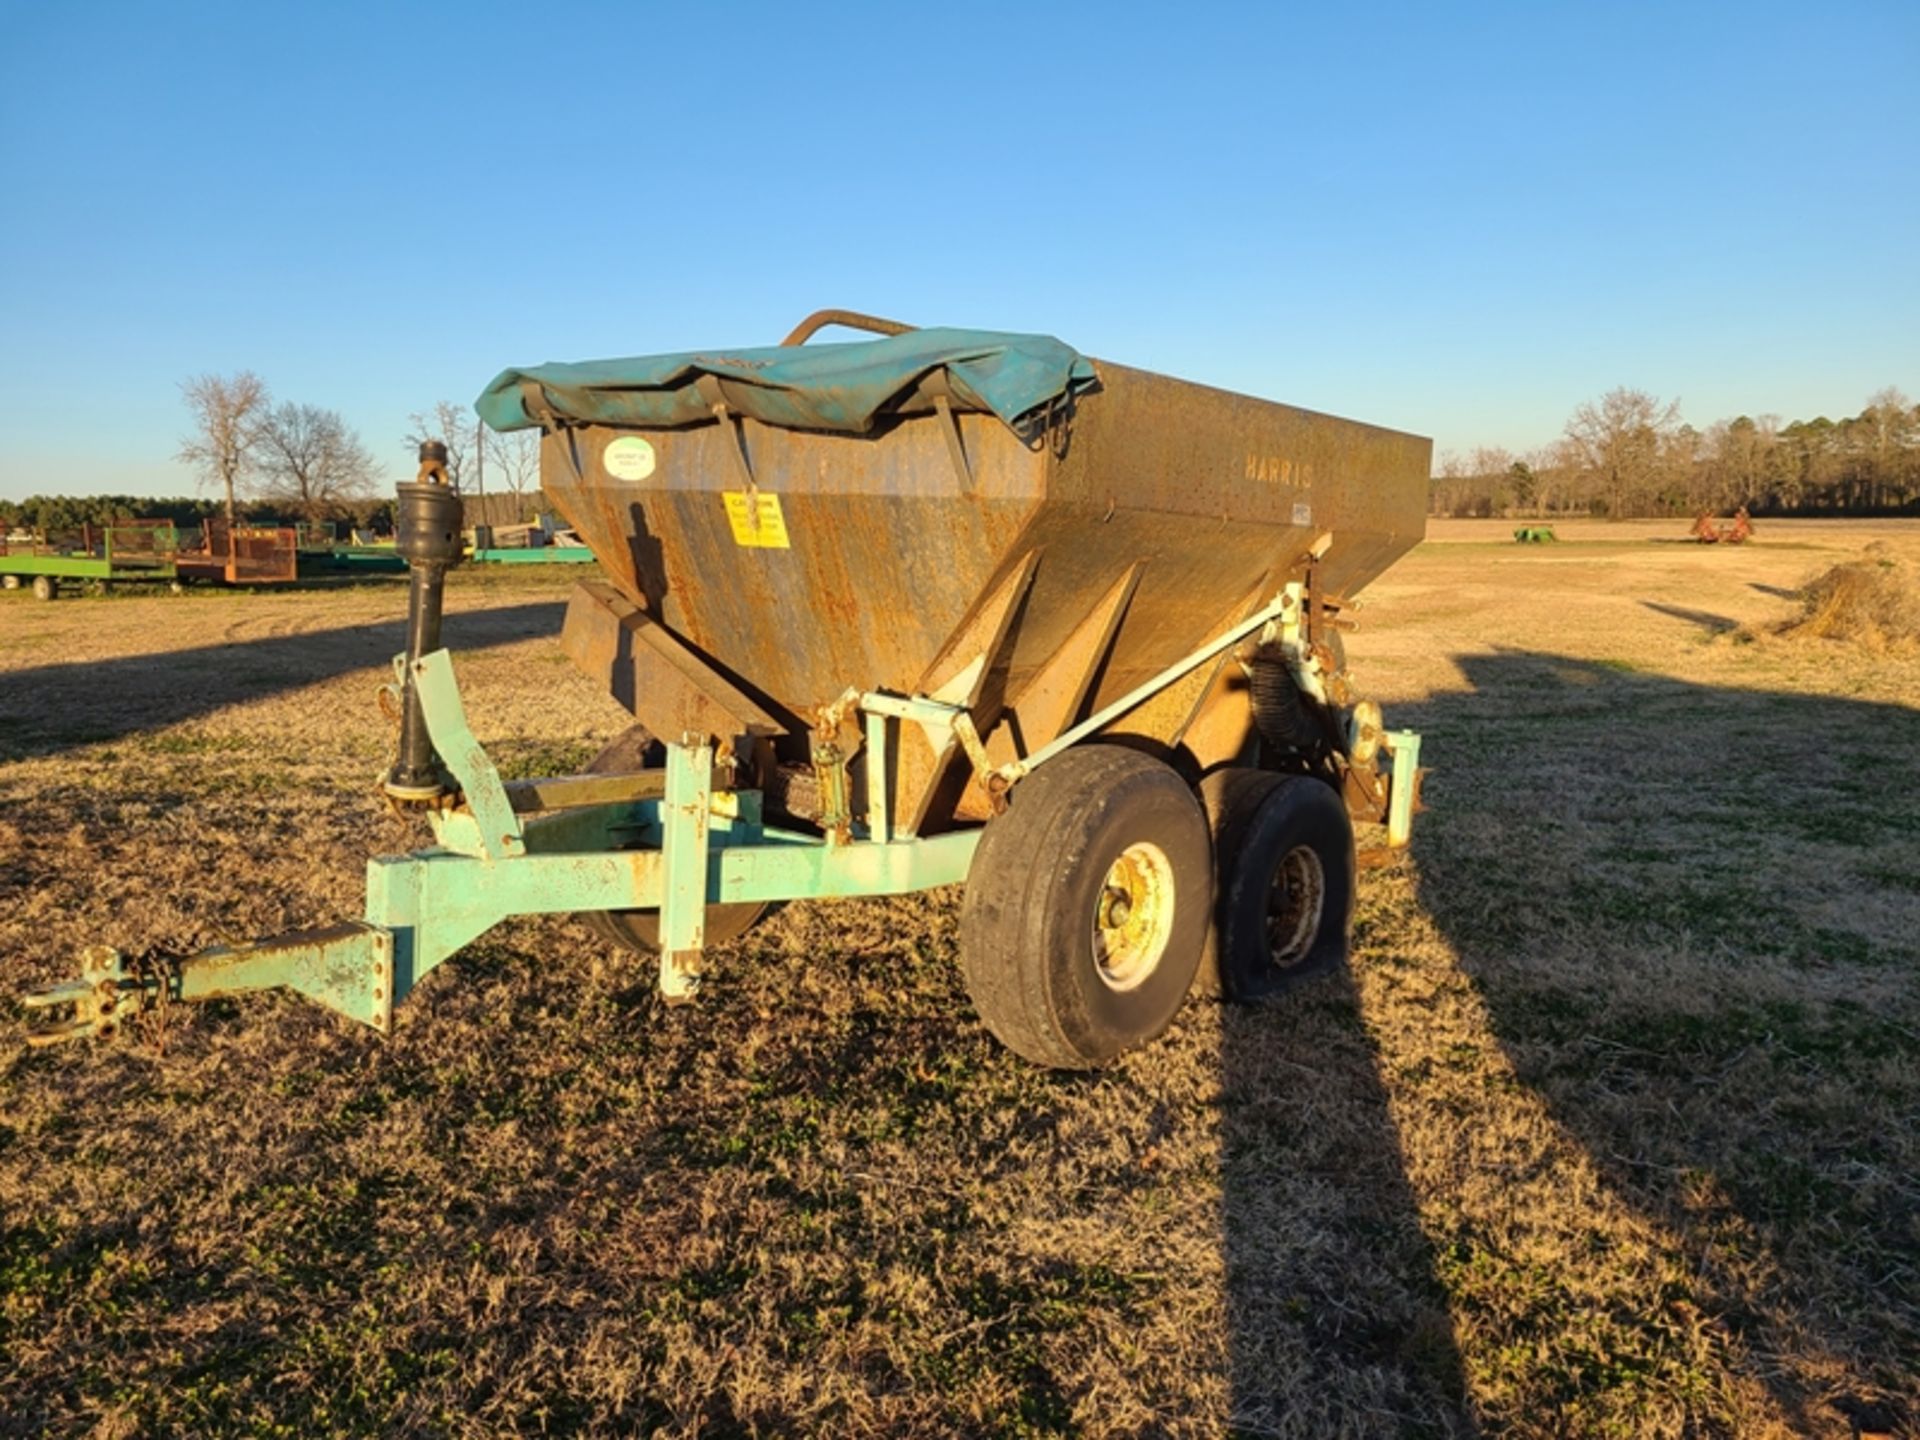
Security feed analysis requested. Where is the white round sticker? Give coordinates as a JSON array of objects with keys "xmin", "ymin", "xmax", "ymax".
[{"xmin": 603, "ymin": 436, "xmax": 657, "ymax": 482}]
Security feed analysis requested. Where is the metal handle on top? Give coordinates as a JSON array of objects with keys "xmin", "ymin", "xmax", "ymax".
[{"xmin": 781, "ymin": 309, "xmax": 916, "ymax": 346}]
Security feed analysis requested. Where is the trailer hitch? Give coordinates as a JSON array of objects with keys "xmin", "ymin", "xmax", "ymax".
[
  {"xmin": 20, "ymin": 924, "xmax": 393, "ymax": 1048},
  {"xmin": 19, "ymin": 947, "xmax": 164, "ymax": 1046}
]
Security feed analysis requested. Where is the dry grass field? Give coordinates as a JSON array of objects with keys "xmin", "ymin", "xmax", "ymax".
[{"xmin": 2, "ymin": 519, "xmax": 1917, "ymax": 1438}]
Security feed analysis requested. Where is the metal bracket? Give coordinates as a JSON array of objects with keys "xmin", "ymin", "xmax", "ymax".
[
  {"xmin": 1383, "ymin": 729, "xmax": 1423, "ymax": 849},
  {"xmin": 413, "ymin": 648, "xmax": 526, "ymax": 860},
  {"xmin": 658, "ymin": 738, "xmax": 713, "ymax": 1001},
  {"xmin": 864, "ymin": 707, "xmax": 892, "ymax": 842},
  {"xmin": 1271, "ymin": 581, "xmax": 1334, "ymax": 706},
  {"xmin": 861, "ymin": 691, "xmax": 995, "ymax": 791}
]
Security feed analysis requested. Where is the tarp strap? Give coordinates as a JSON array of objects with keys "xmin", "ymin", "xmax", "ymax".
[
  {"xmin": 521, "ymin": 380, "xmax": 593, "ymax": 496},
  {"xmin": 913, "ymin": 372, "xmax": 973, "ymax": 493},
  {"xmin": 1043, "ymin": 389, "xmax": 1076, "ymax": 460},
  {"xmin": 518, "ymin": 379, "xmax": 561, "ymax": 431},
  {"xmin": 696, "ymin": 374, "xmax": 761, "ymax": 533}
]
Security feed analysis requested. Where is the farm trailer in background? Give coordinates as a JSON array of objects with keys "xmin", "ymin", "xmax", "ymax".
[{"xmin": 1, "ymin": 519, "xmax": 298, "ymax": 597}]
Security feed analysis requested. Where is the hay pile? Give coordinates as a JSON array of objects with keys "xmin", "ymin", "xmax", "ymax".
[{"xmin": 1770, "ymin": 543, "xmax": 1920, "ymax": 652}]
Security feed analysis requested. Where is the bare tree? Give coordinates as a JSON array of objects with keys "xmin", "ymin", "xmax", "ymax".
[
  {"xmin": 486, "ymin": 428, "xmax": 541, "ymax": 503},
  {"xmin": 1432, "ymin": 388, "xmax": 1912, "ymax": 521},
  {"xmin": 1529, "ymin": 442, "xmax": 1576, "ymax": 515},
  {"xmin": 1703, "ymin": 414, "xmax": 1781, "ymax": 511},
  {"xmin": 1662, "ymin": 423, "xmax": 1703, "ymax": 513},
  {"xmin": 177, "ymin": 372, "xmax": 269, "ymax": 528},
  {"xmin": 405, "ymin": 402, "xmax": 481, "ymax": 493},
  {"xmin": 1564, "ymin": 388, "xmax": 1683, "ymax": 518},
  {"xmin": 1468, "ymin": 446, "xmax": 1513, "ymax": 513},
  {"xmin": 1427, "ymin": 451, "xmax": 1470, "ymax": 518},
  {"xmin": 1858, "ymin": 387, "xmax": 1915, "ymax": 509},
  {"xmin": 255, "ymin": 402, "xmax": 380, "ymax": 522}
]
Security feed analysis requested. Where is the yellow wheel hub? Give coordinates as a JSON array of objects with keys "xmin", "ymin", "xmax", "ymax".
[{"xmin": 1091, "ymin": 842, "xmax": 1176, "ymax": 992}]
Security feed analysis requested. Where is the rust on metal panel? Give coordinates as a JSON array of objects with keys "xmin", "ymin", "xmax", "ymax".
[
  {"xmin": 893, "ymin": 551, "xmax": 1039, "ymax": 836},
  {"xmin": 911, "ymin": 549, "xmax": 1039, "ymax": 700},
  {"xmin": 1153, "ymin": 581, "xmax": 1266, "ymax": 776},
  {"xmin": 539, "ymin": 411, "xmax": 1046, "ymax": 719},
  {"xmin": 560, "ymin": 581, "xmax": 788, "ymax": 744},
  {"xmin": 1175, "ymin": 659, "xmax": 1258, "ymax": 774},
  {"xmin": 535, "ymin": 335, "xmax": 1427, "ymax": 831},
  {"xmin": 987, "ymin": 508, "xmax": 1273, "ymax": 715},
  {"xmin": 1341, "ymin": 756, "xmax": 1391, "ymax": 824},
  {"xmin": 991, "ymin": 561, "xmax": 1143, "ymax": 758},
  {"xmin": 956, "ymin": 563, "xmax": 1146, "ymax": 820},
  {"xmin": 1113, "ymin": 655, "xmax": 1228, "ymax": 755},
  {"xmin": 1070, "ymin": 578, "xmax": 1269, "ymax": 763},
  {"xmin": 1049, "ymin": 361, "xmax": 1429, "ymax": 574}
]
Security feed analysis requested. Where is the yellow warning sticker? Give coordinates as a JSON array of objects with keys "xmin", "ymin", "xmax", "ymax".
[{"xmin": 722, "ymin": 491, "xmax": 791, "ymax": 548}]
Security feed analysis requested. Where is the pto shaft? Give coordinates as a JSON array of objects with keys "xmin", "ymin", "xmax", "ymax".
[{"xmin": 385, "ymin": 441, "xmax": 466, "ymax": 804}]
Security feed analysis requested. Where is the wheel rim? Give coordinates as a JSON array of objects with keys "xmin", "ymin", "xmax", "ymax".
[
  {"xmin": 1266, "ymin": 844, "xmax": 1326, "ymax": 969},
  {"xmin": 1091, "ymin": 841, "xmax": 1176, "ymax": 992}
]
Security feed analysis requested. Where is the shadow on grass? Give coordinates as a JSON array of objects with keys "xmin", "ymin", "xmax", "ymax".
[
  {"xmin": 1638, "ymin": 599, "xmax": 1741, "ymax": 634},
  {"xmin": 1388, "ymin": 647, "xmax": 1920, "ymax": 1435},
  {"xmin": 0, "ymin": 600, "xmax": 566, "ymax": 762},
  {"xmin": 1221, "ymin": 970, "xmax": 1476, "ymax": 1435},
  {"xmin": 8, "ymin": 631, "xmax": 1916, "ymax": 1435}
]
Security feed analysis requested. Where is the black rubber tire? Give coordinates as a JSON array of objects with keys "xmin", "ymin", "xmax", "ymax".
[
  {"xmin": 575, "ymin": 725, "xmax": 769, "ymax": 956},
  {"xmin": 959, "ymin": 745, "xmax": 1211, "ymax": 1069},
  {"xmin": 1249, "ymin": 632, "xmax": 1345, "ymax": 756},
  {"xmin": 31, "ymin": 575, "xmax": 57, "ymax": 601},
  {"xmin": 1193, "ymin": 769, "xmax": 1355, "ymax": 1002}
]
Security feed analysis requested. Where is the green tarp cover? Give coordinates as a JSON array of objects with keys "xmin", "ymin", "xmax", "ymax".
[{"xmin": 475, "ymin": 327, "xmax": 1098, "ymax": 439}]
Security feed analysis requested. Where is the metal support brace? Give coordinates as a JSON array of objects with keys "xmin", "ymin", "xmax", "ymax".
[
  {"xmin": 659, "ymin": 738, "xmax": 713, "ymax": 1000},
  {"xmin": 697, "ymin": 374, "xmax": 762, "ymax": 535},
  {"xmin": 413, "ymin": 649, "xmax": 525, "ymax": 859},
  {"xmin": 998, "ymin": 587, "xmax": 1299, "ymax": 787},
  {"xmin": 1385, "ymin": 730, "xmax": 1422, "ymax": 849},
  {"xmin": 1272, "ymin": 581, "xmax": 1331, "ymax": 706},
  {"xmin": 861, "ymin": 691, "xmax": 995, "ymax": 788},
  {"xmin": 864, "ymin": 709, "xmax": 891, "ymax": 842}
]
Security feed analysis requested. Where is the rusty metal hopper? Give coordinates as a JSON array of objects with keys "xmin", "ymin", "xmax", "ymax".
[{"xmin": 484, "ymin": 312, "xmax": 1430, "ymax": 829}]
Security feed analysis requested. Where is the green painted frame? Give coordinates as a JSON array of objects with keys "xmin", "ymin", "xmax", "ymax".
[
  {"xmin": 25, "ymin": 647, "xmax": 980, "ymax": 1043},
  {"xmin": 24, "ymin": 607, "xmax": 1426, "ymax": 1045}
]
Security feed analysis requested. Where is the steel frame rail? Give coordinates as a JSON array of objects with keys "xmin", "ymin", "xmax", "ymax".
[{"xmin": 23, "ymin": 617, "xmax": 1422, "ymax": 1044}]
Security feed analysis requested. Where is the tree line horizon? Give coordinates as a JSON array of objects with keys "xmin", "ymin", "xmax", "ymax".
[
  {"xmin": 1431, "ymin": 385, "xmax": 1918, "ymax": 519},
  {"xmin": 0, "ymin": 371, "xmax": 545, "ymax": 537},
  {"xmin": 4, "ymin": 378, "xmax": 1915, "ymax": 534}
]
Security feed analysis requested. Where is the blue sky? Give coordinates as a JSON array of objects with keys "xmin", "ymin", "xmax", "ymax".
[{"xmin": 1, "ymin": 0, "xmax": 1914, "ymax": 498}]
